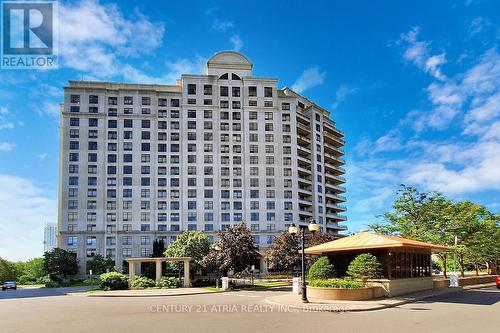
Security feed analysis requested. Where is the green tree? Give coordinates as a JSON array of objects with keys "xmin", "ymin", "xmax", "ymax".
[
  {"xmin": 347, "ymin": 253, "xmax": 382, "ymax": 282},
  {"xmin": 16, "ymin": 258, "xmax": 45, "ymax": 284},
  {"xmin": 43, "ymin": 248, "xmax": 79, "ymax": 279},
  {"xmin": 265, "ymin": 231, "xmax": 300, "ymax": 272},
  {"xmin": 0, "ymin": 257, "xmax": 18, "ymax": 282},
  {"xmin": 307, "ymin": 256, "xmax": 335, "ymax": 280},
  {"xmin": 369, "ymin": 185, "xmax": 454, "ymax": 277},
  {"xmin": 164, "ymin": 231, "xmax": 211, "ymax": 273},
  {"xmin": 152, "ymin": 239, "xmax": 166, "ymax": 257},
  {"xmin": 86, "ymin": 254, "xmax": 115, "ymax": 275},
  {"xmin": 203, "ymin": 223, "xmax": 260, "ymax": 274}
]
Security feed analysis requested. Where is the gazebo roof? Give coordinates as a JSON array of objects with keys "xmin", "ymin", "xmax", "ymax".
[{"xmin": 304, "ymin": 232, "xmax": 451, "ymax": 255}]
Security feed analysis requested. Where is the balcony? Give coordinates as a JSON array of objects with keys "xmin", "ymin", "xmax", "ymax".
[
  {"xmin": 326, "ymin": 222, "xmax": 348, "ymax": 231},
  {"xmin": 297, "ymin": 155, "xmax": 312, "ymax": 166},
  {"xmin": 297, "ymin": 122, "xmax": 311, "ymax": 134},
  {"xmin": 297, "ymin": 166, "xmax": 312, "ymax": 175},
  {"xmin": 297, "ymin": 134, "xmax": 311, "ymax": 145},
  {"xmin": 326, "ymin": 212, "xmax": 347, "ymax": 221},
  {"xmin": 297, "ymin": 145, "xmax": 311, "ymax": 156},
  {"xmin": 298, "ymin": 209, "xmax": 313, "ymax": 217},
  {"xmin": 325, "ymin": 182, "xmax": 346, "ymax": 193},
  {"xmin": 298, "ymin": 176, "xmax": 312, "ymax": 185},
  {"xmin": 324, "ymin": 172, "xmax": 346, "ymax": 184},
  {"xmin": 326, "ymin": 193, "xmax": 347, "ymax": 202},
  {"xmin": 326, "ymin": 203, "xmax": 347, "ymax": 211},
  {"xmin": 298, "ymin": 198, "xmax": 313, "ymax": 206},
  {"xmin": 323, "ymin": 131, "xmax": 345, "ymax": 146},
  {"xmin": 296, "ymin": 112, "xmax": 311, "ymax": 124},
  {"xmin": 298, "ymin": 187, "xmax": 313, "ymax": 195},
  {"xmin": 323, "ymin": 121, "xmax": 344, "ymax": 137}
]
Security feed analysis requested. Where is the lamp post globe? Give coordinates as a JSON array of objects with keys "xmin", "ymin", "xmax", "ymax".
[{"xmin": 308, "ymin": 219, "xmax": 319, "ymax": 234}]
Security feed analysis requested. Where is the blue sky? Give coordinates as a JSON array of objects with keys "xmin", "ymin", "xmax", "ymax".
[{"xmin": 0, "ymin": 0, "xmax": 499, "ymax": 261}]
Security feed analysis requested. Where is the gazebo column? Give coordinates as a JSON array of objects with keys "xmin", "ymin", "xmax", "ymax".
[
  {"xmin": 155, "ymin": 260, "xmax": 162, "ymax": 281},
  {"xmin": 183, "ymin": 259, "xmax": 191, "ymax": 287},
  {"xmin": 128, "ymin": 261, "xmax": 136, "ymax": 283}
]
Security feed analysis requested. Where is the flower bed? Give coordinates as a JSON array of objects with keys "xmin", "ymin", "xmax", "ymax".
[{"xmin": 307, "ymin": 279, "xmax": 384, "ymax": 301}]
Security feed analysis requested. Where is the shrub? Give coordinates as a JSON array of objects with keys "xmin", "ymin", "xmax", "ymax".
[
  {"xmin": 82, "ymin": 278, "xmax": 100, "ymax": 286},
  {"xmin": 156, "ymin": 276, "xmax": 181, "ymax": 289},
  {"xmin": 307, "ymin": 256, "xmax": 334, "ymax": 280},
  {"xmin": 44, "ymin": 280, "xmax": 60, "ymax": 288},
  {"xmin": 347, "ymin": 253, "xmax": 382, "ymax": 282},
  {"xmin": 261, "ymin": 275, "xmax": 293, "ymax": 280},
  {"xmin": 60, "ymin": 279, "xmax": 71, "ymax": 287},
  {"xmin": 131, "ymin": 276, "xmax": 156, "ymax": 289},
  {"xmin": 309, "ymin": 279, "xmax": 364, "ymax": 289},
  {"xmin": 99, "ymin": 272, "xmax": 128, "ymax": 290}
]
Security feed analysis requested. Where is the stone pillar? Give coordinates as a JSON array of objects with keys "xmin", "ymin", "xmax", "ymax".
[
  {"xmin": 128, "ymin": 261, "xmax": 136, "ymax": 285},
  {"xmin": 183, "ymin": 260, "xmax": 191, "ymax": 287},
  {"xmin": 155, "ymin": 260, "xmax": 162, "ymax": 281},
  {"xmin": 260, "ymin": 256, "xmax": 268, "ymax": 275}
]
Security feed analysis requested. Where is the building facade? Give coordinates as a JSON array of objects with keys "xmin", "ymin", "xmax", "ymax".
[
  {"xmin": 58, "ymin": 51, "xmax": 346, "ymax": 274},
  {"xmin": 44, "ymin": 222, "xmax": 57, "ymax": 253}
]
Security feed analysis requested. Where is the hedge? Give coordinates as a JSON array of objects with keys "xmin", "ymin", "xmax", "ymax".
[
  {"xmin": 99, "ymin": 272, "xmax": 128, "ymax": 290},
  {"xmin": 309, "ymin": 279, "xmax": 364, "ymax": 289}
]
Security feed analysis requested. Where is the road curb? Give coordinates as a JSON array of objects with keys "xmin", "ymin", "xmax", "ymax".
[
  {"xmin": 67, "ymin": 289, "xmax": 232, "ymax": 298},
  {"xmin": 264, "ymin": 287, "xmax": 470, "ymax": 313}
]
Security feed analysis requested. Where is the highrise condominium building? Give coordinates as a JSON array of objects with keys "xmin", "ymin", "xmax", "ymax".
[
  {"xmin": 44, "ymin": 222, "xmax": 57, "ymax": 253},
  {"xmin": 58, "ymin": 51, "xmax": 346, "ymax": 275}
]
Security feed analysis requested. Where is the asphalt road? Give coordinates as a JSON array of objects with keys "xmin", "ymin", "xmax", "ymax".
[{"xmin": 0, "ymin": 286, "xmax": 498, "ymax": 333}]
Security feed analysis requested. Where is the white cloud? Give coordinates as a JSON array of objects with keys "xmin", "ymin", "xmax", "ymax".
[
  {"xmin": 57, "ymin": 0, "xmax": 165, "ymax": 78},
  {"xmin": 0, "ymin": 106, "xmax": 14, "ymax": 129},
  {"xmin": 121, "ymin": 56, "xmax": 206, "ymax": 84},
  {"xmin": 212, "ymin": 19, "xmax": 233, "ymax": 31},
  {"xmin": 291, "ymin": 67, "xmax": 326, "ymax": 94},
  {"xmin": 332, "ymin": 84, "xmax": 357, "ymax": 109},
  {"xmin": 34, "ymin": 101, "xmax": 60, "ymax": 118},
  {"xmin": 0, "ymin": 174, "xmax": 57, "ymax": 261},
  {"xmin": 399, "ymin": 26, "xmax": 447, "ymax": 81},
  {"xmin": 0, "ymin": 142, "xmax": 14, "ymax": 151},
  {"xmin": 230, "ymin": 35, "xmax": 243, "ymax": 52},
  {"xmin": 468, "ymin": 16, "xmax": 491, "ymax": 35},
  {"xmin": 355, "ymin": 47, "xmax": 500, "ymax": 196},
  {"xmin": 37, "ymin": 153, "xmax": 48, "ymax": 161},
  {"xmin": 374, "ymin": 129, "xmax": 403, "ymax": 152}
]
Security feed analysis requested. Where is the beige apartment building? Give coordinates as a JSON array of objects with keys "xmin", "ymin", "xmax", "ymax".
[{"xmin": 58, "ymin": 51, "xmax": 346, "ymax": 275}]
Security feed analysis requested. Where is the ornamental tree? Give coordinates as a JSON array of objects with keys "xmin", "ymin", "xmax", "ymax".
[
  {"xmin": 164, "ymin": 231, "xmax": 211, "ymax": 272},
  {"xmin": 203, "ymin": 223, "xmax": 260, "ymax": 274},
  {"xmin": 265, "ymin": 231, "xmax": 300, "ymax": 272},
  {"xmin": 86, "ymin": 254, "xmax": 115, "ymax": 275},
  {"xmin": 43, "ymin": 248, "xmax": 79, "ymax": 279},
  {"xmin": 347, "ymin": 253, "xmax": 382, "ymax": 282}
]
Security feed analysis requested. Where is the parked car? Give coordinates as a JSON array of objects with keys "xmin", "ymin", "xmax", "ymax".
[
  {"xmin": 432, "ymin": 269, "xmax": 441, "ymax": 275},
  {"xmin": 496, "ymin": 276, "xmax": 500, "ymax": 289},
  {"xmin": 2, "ymin": 281, "xmax": 17, "ymax": 291}
]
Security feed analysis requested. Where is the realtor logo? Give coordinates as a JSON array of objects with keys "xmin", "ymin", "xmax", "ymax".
[{"xmin": 1, "ymin": 0, "xmax": 58, "ymax": 69}]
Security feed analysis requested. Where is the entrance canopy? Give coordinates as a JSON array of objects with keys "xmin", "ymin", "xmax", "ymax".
[{"xmin": 305, "ymin": 232, "xmax": 451, "ymax": 255}]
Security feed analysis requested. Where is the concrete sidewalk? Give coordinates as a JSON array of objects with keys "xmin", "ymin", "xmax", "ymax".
[
  {"xmin": 265, "ymin": 283, "xmax": 495, "ymax": 312},
  {"xmin": 69, "ymin": 287, "xmax": 227, "ymax": 298}
]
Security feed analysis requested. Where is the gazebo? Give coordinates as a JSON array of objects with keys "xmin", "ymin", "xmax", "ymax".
[
  {"xmin": 305, "ymin": 232, "xmax": 451, "ymax": 296},
  {"xmin": 125, "ymin": 257, "xmax": 192, "ymax": 287}
]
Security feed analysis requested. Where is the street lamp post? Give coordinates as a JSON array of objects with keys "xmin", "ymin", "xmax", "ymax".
[
  {"xmin": 288, "ymin": 219, "xmax": 319, "ymax": 303},
  {"xmin": 214, "ymin": 244, "xmax": 222, "ymax": 288}
]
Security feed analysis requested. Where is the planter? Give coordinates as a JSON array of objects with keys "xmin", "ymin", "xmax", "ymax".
[{"xmin": 307, "ymin": 286, "xmax": 384, "ymax": 301}]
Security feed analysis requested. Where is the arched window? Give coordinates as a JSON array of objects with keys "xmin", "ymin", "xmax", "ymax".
[
  {"xmin": 219, "ymin": 73, "xmax": 229, "ymax": 80},
  {"xmin": 231, "ymin": 73, "xmax": 241, "ymax": 80}
]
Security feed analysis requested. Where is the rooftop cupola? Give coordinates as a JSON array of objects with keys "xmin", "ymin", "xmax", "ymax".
[{"xmin": 206, "ymin": 51, "xmax": 253, "ymax": 78}]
